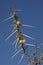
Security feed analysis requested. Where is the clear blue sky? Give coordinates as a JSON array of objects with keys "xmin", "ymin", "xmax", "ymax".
[{"xmin": 0, "ymin": 0, "xmax": 43, "ymax": 65}]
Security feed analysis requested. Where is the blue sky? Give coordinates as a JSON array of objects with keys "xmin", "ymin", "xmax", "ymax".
[{"xmin": 0, "ymin": 0, "xmax": 43, "ymax": 65}]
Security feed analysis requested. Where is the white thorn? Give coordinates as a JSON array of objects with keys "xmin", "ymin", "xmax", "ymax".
[
  {"xmin": 18, "ymin": 54, "xmax": 24, "ymax": 65},
  {"xmin": 12, "ymin": 38, "xmax": 18, "ymax": 45},
  {"xmin": 25, "ymin": 44, "xmax": 40, "ymax": 49},
  {"xmin": 22, "ymin": 24, "xmax": 35, "ymax": 28},
  {"xmin": 14, "ymin": 45, "xmax": 21, "ymax": 52},
  {"xmin": 25, "ymin": 44, "xmax": 35, "ymax": 47},
  {"xmin": 22, "ymin": 34, "xmax": 34, "ymax": 40},
  {"xmin": 1, "ymin": 16, "xmax": 13, "ymax": 22},
  {"xmin": 15, "ymin": 38, "xmax": 19, "ymax": 49},
  {"xmin": 5, "ymin": 30, "xmax": 17, "ymax": 41},
  {"xmin": 12, "ymin": 49, "xmax": 22, "ymax": 58}
]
